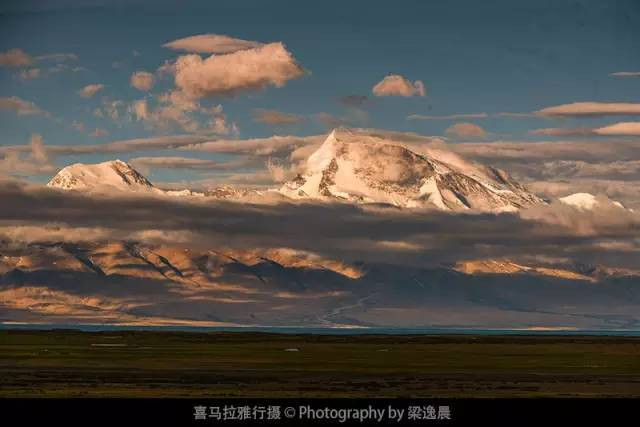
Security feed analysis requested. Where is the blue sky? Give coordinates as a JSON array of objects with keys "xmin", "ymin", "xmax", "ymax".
[{"xmin": 1, "ymin": 0, "xmax": 640, "ymax": 184}]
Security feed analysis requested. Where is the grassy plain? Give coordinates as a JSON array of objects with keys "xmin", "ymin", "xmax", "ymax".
[{"xmin": 1, "ymin": 330, "xmax": 639, "ymax": 397}]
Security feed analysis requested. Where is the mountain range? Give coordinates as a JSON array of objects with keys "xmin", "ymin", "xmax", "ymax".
[
  {"xmin": 2, "ymin": 239, "xmax": 639, "ymax": 328},
  {"xmin": 47, "ymin": 129, "xmax": 548, "ymax": 212},
  {"xmin": 2, "ymin": 128, "xmax": 637, "ymax": 328}
]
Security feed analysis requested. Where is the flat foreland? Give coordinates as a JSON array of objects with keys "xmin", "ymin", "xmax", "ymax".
[{"xmin": 1, "ymin": 330, "xmax": 640, "ymax": 397}]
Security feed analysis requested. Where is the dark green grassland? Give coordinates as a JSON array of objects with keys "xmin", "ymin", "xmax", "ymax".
[{"xmin": 1, "ymin": 330, "xmax": 640, "ymax": 397}]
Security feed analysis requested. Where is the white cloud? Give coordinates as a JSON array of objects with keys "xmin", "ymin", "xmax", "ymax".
[
  {"xmin": 594, "ymin": 122, "xmax": 640, "ymax": 136},
  {"xmin": 130, "ymin": 71, "xmax": 155, "ymax": 91},
  {"xmin": 136, "ymin": 101, "xmax": 200, "ymax": 133},
  {"xmin": 131, "ymin": 94, "xmax": 233, "ymax": 135},
  {"xmin": 157, "ymin": 90, "xmax": 199, "ymax": 111},
  {"xmin": 131, "ymin": 99, "xmax": 149, "ymax": 120},
  {"xmin": 17, "ymin": 68, "xmax": 41, "ymax": 80},
  {"xmin": 445, "ymin": 122, "xmax": 487, "ymax": 139},
  {"xmin": 129, "ymin": 156, "xmax": 255, "ymax": 172},
  {"xmin": 17, "ymin": 62, "xmax": 82, "ymax": 81},
  {"xmin": 79, "ymin": 83, "xmax": 104, "ymax": 98},
  {"xmin": 172, "ymin": 42, "xmax": 305, "ymax": 98},
  {"xmin": 527, "ymin": 179, "xmax": 640, "ymax": 211},
  {"xmin": 101, "ymin": 99, "xmax": 126, "ymax": 120},
  {"xmin": 454, "ymin": 139, "xmax": 640, "ymax": 164},
  {"xmin": 35, "ymin": 53, "xmax": 78, "ymax": 62},
  {"xmin": 528, "ymin": 127, "xmax": 595, "ymax": 137},
  {"xmin": 451, "ymin": 136, "xmax": 640, "ymax": 210},
  {"xmin": 408, "ymin": 113, "xmax": 488, "ymax": 120},
  {"xmin": 181, "ymin": 134, "xmax": 322, "ymax": 156},
  {"xmin": 536, "ymin": 102, "xmax": 640, "ymax": 117},
  {"xmin": 29, "ymin": 134, "xmax": 48, "ymax": 164},
  {"xmin": 314, "ymin": 109, "xmax": 369, "ymax": 129},
  {"xmin": 207, "ymin": 104, "xmax": 233, "ymax": 135},
  {"xmin": 314, "ymin": 112, "xmax": 348, "ymax": 128},
  {"xmin": 253, "ymin": 108, "xmax": 304, "ymax": 125},
  {"xmin": 0, "ymin": 48, "xmax": 33, "ymax": 67},
  {"xmin": 266, "ymin": 158, "xmax": 305, "ymax": 183},
  {"xmin": 609, "ymin": 72, "xmax": 640, "ymax": 77},
  {"xmin": 130, "ymin": 156, "xmax": 221, "ymax": 170},
  {"xmin": 372, "ymin": 74, "xmax": 425, "ymax": 97},
  {"xmin": 163, "ymin": 34, "xmax": 263, "ymax": 54},
  {"xmin": 1, "ymin": 49, "xmax": 77, "ymax": 72},
  {"xmin": 0, "ymin": 134, "xmax": 55, "ymax": 176},
  {"xmin": 47, "ymin": 63, "xmax": 84, "ymax": 75},
  {"xmin": 0, "ymin": 96, "xmax": 46, "ymax": 116},
  {"xmin": 0, "ymin": 135, "xmax": 213, "ymax": 157}
]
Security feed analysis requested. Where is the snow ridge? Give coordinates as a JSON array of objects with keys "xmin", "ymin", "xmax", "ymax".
[{"xmin": 559, "ymin": 192, "xmax": 627, "ymax": 211}]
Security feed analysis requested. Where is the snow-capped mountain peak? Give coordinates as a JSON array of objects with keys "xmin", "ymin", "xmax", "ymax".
[
  {"xmin": 306, "ymin": 129, "xmax": 339, "ymax": 174},
  {"xmin": 47, "ymin": 159, "xmax": 156, "ymax": 193},
  {"xmin": 279, "ymin": 128, "xmax": 544, "ymax": 211}
]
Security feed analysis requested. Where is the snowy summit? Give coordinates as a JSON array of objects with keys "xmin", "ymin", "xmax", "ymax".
[
  {"xmin": 279, "ymin": 129, "xmax": 544, "ymax": 212},
  {"xmin": 47, "ymin": 159, "xmax": 156, "ymax": 193}
]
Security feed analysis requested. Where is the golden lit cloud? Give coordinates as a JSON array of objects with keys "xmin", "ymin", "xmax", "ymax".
[{"xmin": 372, "ymin": 74, "xmax": 425, "ymax": 97}]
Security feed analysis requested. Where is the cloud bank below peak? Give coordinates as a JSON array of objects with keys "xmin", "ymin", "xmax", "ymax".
[{"xmin": 1, "ymin": 179, "xmax": 639, "ymax": 270}]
